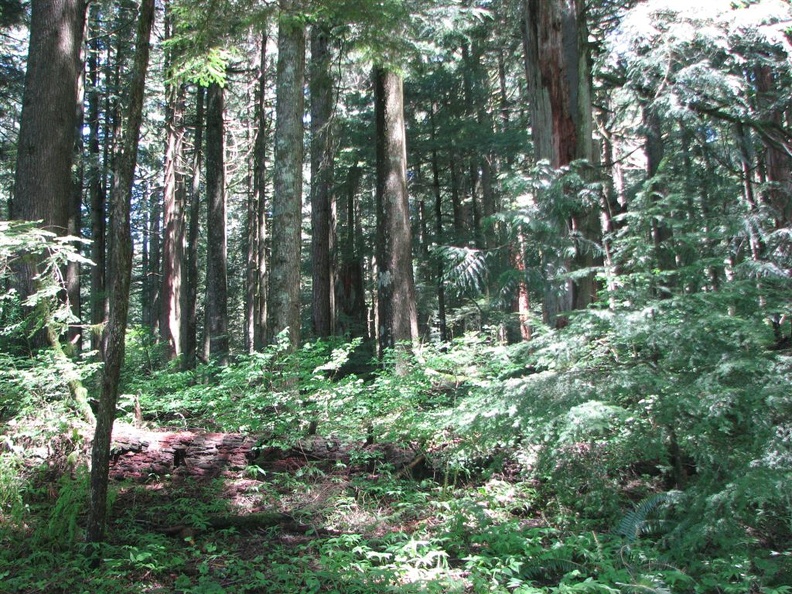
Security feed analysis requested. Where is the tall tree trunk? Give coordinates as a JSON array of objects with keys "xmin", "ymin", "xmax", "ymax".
[
  {"xmin": 449, "ymin": 148, "xmax": 465, "ymax": 241},
  {"xmin": 429, "ymin": 105, "xmax": 448, "ymax": 343},
  {"xmin": 245, "ymin": 150, "xmax": 257, "ymax": 353},
  {"xmin": 310, "ymin": 23, "xmax": 335, "ymax": 338},
  {"xmin": 267, "ymin": 0, "xmax": 305, "ymax": 348},
  {"xmin": 160, "ymin": 82, "xmax": 187, "ymax": 359},
  {"xmin": 522, "ymin": 0, "xmax": 597, "ymax": 326},
  {"xmin": 253, "ymin": 31, "xmax": 269, "ymax": 351},
  {"xmin": 160, "ymin": 6, "xmax": 187, "ymax": 360},
  {"xmin": 11, "ymin": 0, "xmax": 88, "ymax": 333},
  {"xmin": 88, "ymin": 3, "xmax": 106, "ymax": 352},
  {"xmin": 375, "ymin": 66, "xmax": 418, "ymax": 360},
  {"xmin": 87, "ymin": 0, "xmax": 154, "ymax": 544},
  {"xmin": 143, "ymin": 189, "xmax": 162, "ymax": 335},
  {"xmin": 204, "ymin": 82, "xmax": 229, "ymax": 363},
  {"xmin": 67, "ymin": 52, "xmax": 85, "ymax": 352},
  {"xmin": 598, "ymin": 101, "xmax": 623, "ymax": 301},
  {"xmin": 336, "ymin": 164, "xmax": 366, "ymax": 337},
  {"xmin": 181, "ymin": 85, "xmax": 204, "ymax": 370}
]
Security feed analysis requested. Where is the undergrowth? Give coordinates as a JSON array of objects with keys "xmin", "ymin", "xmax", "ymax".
[{"xmin": 2, "ymin": 291, "xmax": 791, "ymax": 591}]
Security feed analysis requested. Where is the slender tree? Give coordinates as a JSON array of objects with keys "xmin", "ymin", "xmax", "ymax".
[
  {"xmin": 336, "ymin": 163, "xmax": 366, "ymax": 337},
  {"xmin": 252, "ymin": 31, "xmax": 269, "ymax": 351},
  {"xmin": 88, "ymin": 3, "xmax": 107, "ymax": 352},
  {"xmin": 204, "ymin": 81, "xmax": 229, "ymax": 363},
  {"xmin": 310, "ymin": 23, "xmax": 335, "ymax": 338},
  {"xmin": 181, "ymin": 85, "xmax": 204, "ymax": 369},
  {"xmin": 87, "ymin": 0, "xmax": 155, "ymax": 544}
]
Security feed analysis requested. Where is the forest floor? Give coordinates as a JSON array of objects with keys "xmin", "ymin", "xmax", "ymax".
[{"xmin": 92, "ymin": 422, "xmax": 526, "ymax": 593}]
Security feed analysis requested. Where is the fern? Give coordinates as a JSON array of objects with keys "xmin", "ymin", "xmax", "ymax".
[
  {"xmin": 616, "ymin": 492, "xmax": 674, "ymax": 543},
  {"xmin": 521, "ymin": 556, "xmax": 583, "ymax": 580}
]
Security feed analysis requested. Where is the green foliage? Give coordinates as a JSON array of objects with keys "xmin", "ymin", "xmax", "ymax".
[{"xmin": 0, "ymin": 220, "xmax": 92, "ymax": 344}]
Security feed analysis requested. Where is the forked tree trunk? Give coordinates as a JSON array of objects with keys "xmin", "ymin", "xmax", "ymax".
[
  {"xmin": 267, "ymin": 0, "xmax": 305, "ymax": 348},
  {"xmin": 87, "ymin": 0, "xmax": 155, "ymax": 544},
  {"xmin": 374, "ymin": 66, "xmax": 418, "ymax": 360}
]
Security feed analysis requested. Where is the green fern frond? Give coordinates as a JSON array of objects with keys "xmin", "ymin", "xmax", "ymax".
[
  {"xmin": 616, "ymin": 576, "xmax": 672, "ymax": 594},
  {"xmin": 436, "ymin": 245, "xmax": 490, "ymax": 295}
]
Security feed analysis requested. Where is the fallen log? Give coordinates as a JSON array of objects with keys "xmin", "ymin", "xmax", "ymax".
[{"xmin": 158, "ymin": 511, "xmax": 311, "ymax": 538}]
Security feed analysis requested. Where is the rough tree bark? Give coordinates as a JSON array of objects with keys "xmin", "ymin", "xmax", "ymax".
[
  {"xmin": 267, "ymin": 0, "xmax": 305, "ymax": 348},
  {"xmin": 87, "ymin": 0, "xmax": 155, "ymax": 544},
  {"xmin": 522, "ymin": 0, "xmax": 597, "ymax": 327}
]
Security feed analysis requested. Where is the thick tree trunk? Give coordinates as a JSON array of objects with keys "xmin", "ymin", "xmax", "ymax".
[
  {"xmin": 204, "ymin": 82, "xmax": 229, "ymax": 363},
  {"xmin": 11, "ymin": 0, "xmax": 87, "ymax": 327},
  {"xmin": 181, "ymin": 85, "xmax": 204, "ymax": 370},
  {"xmin": 310, "ymin": 24, "xmax": 335, "ymax": 338},
  {"xmin": 375, "ymin": 67, "xmax": 418, "ymax": 359},
  {"xmin": 267, "ymin": 1, "xmax": 305, "ymax": 348},
  {"xmin": 87, "ymin": 0, "xmax": 154, "ymax": 544}
]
